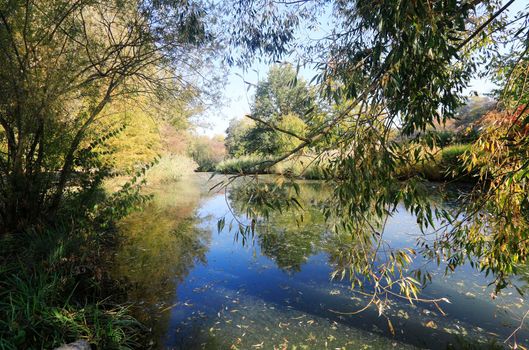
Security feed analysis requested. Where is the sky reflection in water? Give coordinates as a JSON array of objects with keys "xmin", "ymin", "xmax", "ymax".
[{"xmin": 113, "ymin": 174, "xmax": 529, "ymax": 349}]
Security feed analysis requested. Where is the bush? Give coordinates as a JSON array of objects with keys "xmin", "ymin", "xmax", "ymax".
[
  {"xmin": 431, "ymin": 130, "xmax": 455, "ymax": 147},
  {"xmin": 441, "ymin": 144, "xmax": 471, "ymax": 167},
  {"xmin": 403, "ymin": 144, "xmax": 471, "ymax": 181},
  {"xmin": 187, "ymin": 135, "xmax": 226, "ymax": 171}
]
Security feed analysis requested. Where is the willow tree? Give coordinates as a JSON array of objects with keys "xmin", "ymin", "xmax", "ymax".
[
  {"xmin": 0, "ymin": 0, "xmax": 215, "ymax": 232},
  {"xmin": 221, "ymin": 0, "xmax": 529, "ymax": 318}
]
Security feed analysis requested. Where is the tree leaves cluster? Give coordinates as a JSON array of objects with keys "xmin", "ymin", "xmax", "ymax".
[
  {"xmin": 225, "ymin": 64, "xmax": 315, "ymax": 157},
  {"xmin": 0, "ymin": 0, "xmax": 217, "ymax": 232},
  {"xmin": 220, "ymin": 0, "xmax": 529, "ymax": 314}
]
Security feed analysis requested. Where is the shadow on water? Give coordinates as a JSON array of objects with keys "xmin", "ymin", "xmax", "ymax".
[{"xmin": 112, "ymin": 174, "xmax": 529, "ymax": 349}]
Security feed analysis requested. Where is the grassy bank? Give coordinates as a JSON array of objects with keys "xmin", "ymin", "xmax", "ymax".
[
  {"xmin": 216, "ymin": 155, "xmax": 325, "ymax": 179},
  {"xmin": 0, "ymin": 166, "xmax": 164, "ymax": 349},
  {"xmin": 105, "ymin": 154, "xmax": 198, "ymax": 191},
  {"xmin": 0, "ymin": 154, "xmax": 198, "ymax": 349},
  {"xmin": 398, "ymin": 144, "xmax": 473, "ymax": 181},
  {"xmin": 216, "ymin": 145, "xmax": 472, "ymax": 182},
  {"xmin": 0, "ymin": 223, "xmax": 144, "ymax": 349},
  {"xmin": 145, "ymin": 154, "xmax": 197, "ymax": 184}
]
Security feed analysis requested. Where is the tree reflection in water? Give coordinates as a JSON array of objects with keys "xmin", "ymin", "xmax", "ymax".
[
  {"xmin": 112, "ymin": 174, "xmax": 213, "ymax": 343},
  {"xmin": 111, "ymin": 175, "xmax": 529, "ymax": 349}
]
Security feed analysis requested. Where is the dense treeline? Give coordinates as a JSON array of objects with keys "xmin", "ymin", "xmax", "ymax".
[{"xmin": 220, "ymin": 65, "xmax": 493, "ymax": 181}]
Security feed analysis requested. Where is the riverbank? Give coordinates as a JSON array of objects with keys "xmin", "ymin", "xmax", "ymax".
[
  {"xmin": 216, "ymin": 144, "xmax": 473, "ymax": 182},
  {"xmin": 0, "ymin": 154, "xmax": 202, "ymax": 349},
  {"xmin": 0, "ymin": 223, "xmax": 145, "ymax": 349}
]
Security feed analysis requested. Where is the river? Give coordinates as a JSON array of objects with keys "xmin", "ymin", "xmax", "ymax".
[{"xmin": 111, "ymin": 173, "xmax": 529, "ymax": 349}]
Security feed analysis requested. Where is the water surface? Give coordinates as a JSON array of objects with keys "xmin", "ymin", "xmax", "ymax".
[{"xmin": 113, "ymin": 174, "xmax": 529, "ymax": 349}]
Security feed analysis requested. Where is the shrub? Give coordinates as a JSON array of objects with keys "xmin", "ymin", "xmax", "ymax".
[
  {"xmin": 407, "ymin": 144, "xmax": 471, "ymax": 181},
  {"xmin": 441, "ymin": 144, "xmax": 471, "ymax": 167},
  {"xmin": 431, "ymin": 130, "xmax": 455, "ymax": 147}
]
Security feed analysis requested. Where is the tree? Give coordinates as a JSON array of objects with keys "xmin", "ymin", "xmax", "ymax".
[
  {"xmin": 224, "ymin": 117, "xmax": 255, "ymax": 157},
  {"xmin": 222, "ymin": 0, "xmax": 529, "ymax": 314},
  {"xmin": 252, "ymin": 64, "xmax": 315, "ymax": 121},
  {"xmin": 227, "ymin": 64, "xmax": 314, "ymax": 156},
  {"xmin": 0, "ymin": 0, "xmax": 216, "ymax": 232},
  {"xmin": 188, "ymin": 134, "xmax": 226, "ymax": 171}
]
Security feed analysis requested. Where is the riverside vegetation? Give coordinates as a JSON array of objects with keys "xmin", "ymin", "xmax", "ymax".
[{"xmin": 217, "ymin": 65, "xmax": 488, "ymax": 182}]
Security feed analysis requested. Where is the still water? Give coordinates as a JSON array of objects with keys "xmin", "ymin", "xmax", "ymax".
[{"xmin": 113, "ymin": 174, "xmax": 529, "ymax": 349}]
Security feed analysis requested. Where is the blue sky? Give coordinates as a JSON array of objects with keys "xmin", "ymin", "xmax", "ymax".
[{"xmin": 197, "ymin": 0, "xmax": 527, "ymax": 137}]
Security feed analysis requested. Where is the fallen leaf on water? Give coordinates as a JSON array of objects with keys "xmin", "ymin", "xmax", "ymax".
[
  {"xmin": 397, "ymin": 310, "xmax": 409, "ymax": 320},
  {"xmin": 424, "ymin": 320, "xmax": 438, "ymax": 329},
  {"xmin": 387, "ymin": 318, "xmax": 395, "ymax": 336},
  {"xmin": 291, "ymin": 315, "xmax": 306, "ymax": 320}
]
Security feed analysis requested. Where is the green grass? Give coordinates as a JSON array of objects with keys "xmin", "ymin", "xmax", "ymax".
[
  {"xmin": 216, "ymin": 155, "xmax": 269, "ymax": 174},
  {"xmin": 216, "ymin": 155, "xmax": 327, "ymax": 179},
  {"xmin": 440, "ymin": 144, "xmax": 471, "ymax": 165},
  {"xmin": 399, "ymin": 144, "xmax": 472, "ymax": 181},
  {"xmin": 0, "ymin": 226, "xmax": 144, "ymax": 349}
]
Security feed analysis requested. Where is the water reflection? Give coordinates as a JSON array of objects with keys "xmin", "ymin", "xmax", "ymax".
[
  {"xmin": 112, "ymin": 174, "xmax": 213, "ymax": 343},
  {"xmin": 113, "ymin": 174, "xmax": 529, "ymax": 349}
]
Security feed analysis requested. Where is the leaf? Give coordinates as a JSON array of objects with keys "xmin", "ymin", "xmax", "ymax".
[
  {"xmin": 387, "ymin": 318, "xmax": 395, "ymax": 336},
  {"xmin": 217, "ymin": 217, "xmax": 225, "ymax": 232}
]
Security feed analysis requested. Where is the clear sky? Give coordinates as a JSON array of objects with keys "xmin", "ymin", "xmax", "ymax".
[{"xmin": 196, "ymin": 0, "xmax": 527, "ymax": 137}]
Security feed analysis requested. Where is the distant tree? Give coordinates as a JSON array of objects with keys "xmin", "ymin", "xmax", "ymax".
[
  {"xmin": 442, "ymin": 96, "xmax": 497, "ymax": 132},
  {"xmin": 234, "ymin": 64, "xmax": 315, "ymax": 156},
  {"xmin": 224, "ymin": 118, "xmax": 255, "ymax": 157},
  {"xmin": 244, "ymin": 112, "xmax": 307, "ymax": 155},
  {"xmin": 188, "ymin": 135, "xmax": 226, "ymax": 171},
  {"xmin": 252, "ymin": 64, "xmax": 315, "ymax": 121}
]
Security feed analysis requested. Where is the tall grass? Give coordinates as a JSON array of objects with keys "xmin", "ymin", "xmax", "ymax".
[
  {"xmin": 399, "ymin": 144, "xmax": 472, "ymax": 181},
  {"xmin": 145, "ymin": 154, "xmax": 197, "ymax": 184},
  {"xmin": 216, "ymin": 155, "xmax": 269, "ymax": 174},
  {"xmin": 0, "ymin": 226, "xmax": 144, "ymax": 349},
  {"xmin": 216, "ymin": 155, "xmax": 327, "ymax": 179}
]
